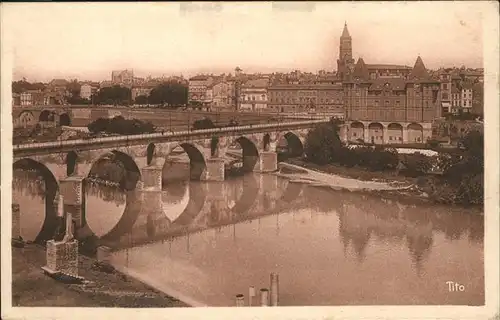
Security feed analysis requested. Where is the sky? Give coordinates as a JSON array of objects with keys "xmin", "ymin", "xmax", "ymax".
[{"xmin": 1, "ymin": 1, "xmax": 487, "ymax": 82}]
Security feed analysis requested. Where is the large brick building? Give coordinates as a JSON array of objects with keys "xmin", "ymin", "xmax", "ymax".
[
  {"xmin": 344, "ymin": 57, "xmax": 441, "ymax": 144},
  {"xmin": 267, "ymin": 83, "xmax": 344, "ymax": 114},
  {"xmin": 339, "ymin": 23, "xmax": 442, "ymax": 144}
]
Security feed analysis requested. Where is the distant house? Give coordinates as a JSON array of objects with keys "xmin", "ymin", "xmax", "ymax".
[
  {"xmin": 240, "ymin": 78, "xmax": 269, "ymax": 111},
  {"xmin": 188, "ymin": 75, "xmax": 215, "ymax": 106},
  {"xmin": 111, "ymin": 69, "xmax": 134, "ymax": 86},
  {"xmin": 80, "ymin": 83, "xmax": 98, "ymax": 100},
  {"xmin": 20, "ymin": 90, "xmax": 44, "ymax": 106},
  {"xmin": 131, "ymin": 86, "xmax": 154, "ymax": 101}
]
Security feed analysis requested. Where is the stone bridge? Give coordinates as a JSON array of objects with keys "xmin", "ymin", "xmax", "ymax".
[
  {"xmin": 12, "ymin": 105, "xmax": 321, "ymax": 129},
  {"xmin": 12, "ymin": 120, "xmax": 327, "ymax": 243}
]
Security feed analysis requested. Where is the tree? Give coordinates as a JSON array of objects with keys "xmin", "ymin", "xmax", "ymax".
[
  {"xmin": 66, "ymin": 80, "xmax": 81, "ymax": 98},
  {"xmin": 192, "ymin": 117, "xmax": 216, "ymax": 130},
  {"xmin": 135, "ymin": 95, "xmax": 148, "ymax": 105},
  {"xmin": 88, "ymin": 118, "xmax": 110, "ymax": 134},
  {"xmin": 400, "ymin": 152, "xmax": 432, "ymax": 177},
  {"xmin": 12, "ymin": 80, "xmax": 46, "ymax": 94},
  {"xmin": 87, "ymin": 116, "xmax": 155, "ymax": 135},
  {"xmin": 148, "ymin": 81, "xmax": 188, "ymax": 106},
  {"xmin": 94, "ymin": 85, "xmax": 132, "ymax": 105},
  {"xmin": 304, "ymin": 121, "xmax": 342, "ymax": 165}
]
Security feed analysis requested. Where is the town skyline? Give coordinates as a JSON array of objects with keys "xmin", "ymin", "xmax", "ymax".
[{"xmin": 4, "ymin": 2, "xmax": 484, "ymax": 82}]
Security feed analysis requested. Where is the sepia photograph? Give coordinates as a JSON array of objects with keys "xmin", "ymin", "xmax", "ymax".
[{"xmin": 1, "ymin": 2, "xmax": 498, "ymax": 320}]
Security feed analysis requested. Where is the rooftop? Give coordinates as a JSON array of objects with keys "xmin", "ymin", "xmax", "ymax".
[
  {"xmin": 366, "ymin": 64, "xmax": 412, "ymax": 70},
  {"xmin": 242, "ymin": 78, "xmax": 270, "ymax": 88}
]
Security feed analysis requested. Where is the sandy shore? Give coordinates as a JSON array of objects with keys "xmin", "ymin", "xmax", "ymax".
[{"xmin": 275, "ymin": 162, "xmax": 413, "ymax": 192}]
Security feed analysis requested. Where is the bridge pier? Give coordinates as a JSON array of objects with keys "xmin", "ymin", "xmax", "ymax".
[
  {"xmin": 139, "ymin": 166, "xmax": 163, "ymax": 191},
  {"xmin": 254, "ymin": 151, "xmax": 278, "ymax": 173},
  {"xmin": 59, "ymin": 176, "xmax": 86, "ymax": 231},
  {"xmin": 201, "ymin": 158, "xmax": 225, "ymax": 182},
  {"xmin": 141, "ymin": 189, "xmax": 169, "ymax": 237},
  {"xmin": 203, "ymin": 182, "xmax": 230, "ymax": 224},
  {"xmin": 12, "ymin": 203, "xmax": 21, "ymax": 241}
]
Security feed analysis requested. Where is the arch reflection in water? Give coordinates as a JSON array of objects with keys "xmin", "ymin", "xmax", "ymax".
[
  {"xmin": 12, "ymin": 169, "xmax": 47, "ymax": 242},
  {"xmin": 85, "ymin": 182, "xmax": 127, "ymax": 237},
  {"xmin": 116, "ymin": 173, "xmax": 314, "ymax": 250},
  {"xmin": 12, "ymin": 160, "xmax": 59, "ymax": 243},
  {"xmin": 109, "ymin": 178, "xmax": 484, "ymax": 306}
]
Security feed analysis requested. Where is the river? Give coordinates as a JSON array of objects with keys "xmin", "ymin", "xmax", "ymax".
[{"xmin": 12, "ymin": 159, "xmax": 484, "ymax": 307}]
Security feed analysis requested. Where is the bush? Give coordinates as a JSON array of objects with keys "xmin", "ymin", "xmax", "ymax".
[
  {"xmin": 192, "ymin": 117, "xmax": 216, "ymax": 130},
  {"xmin": 304, "ymin": 122, "xmax": 342, "ymax": 165},
  {"xmin": 426, "ymin": 138, "xmax": 440, "ymax": 149},
  {"xmin": 455, "ymin": 173, "xmax": 484, "ymax": 205},
  {"xmin": 87, "ymin": 116, "xmax": 155, "ymax": 135},
  {"xmin": 400, "ymin": 152, "xmax": 432, "ymax": 177}
]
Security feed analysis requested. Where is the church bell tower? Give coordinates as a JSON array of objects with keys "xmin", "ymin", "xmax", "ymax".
[{"xmin": 337, "ymin": 22, "xmax": 355, "ymax": 80}]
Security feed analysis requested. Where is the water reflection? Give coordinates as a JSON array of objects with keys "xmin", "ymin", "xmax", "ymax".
[
  {"xmin": 110, "ymin": 183, "xmax": 484, "ymax": 306},
  {"xmin": 85, "ymin": 182, "xmax": 127, "ymax": 237},
  {"xmin": 12, "ymin": 161, "xmax": 484, "ymax": 306}
]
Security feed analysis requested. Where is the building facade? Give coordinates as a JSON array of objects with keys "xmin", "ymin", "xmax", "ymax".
[
  {"xmin": 188, "ymin": 75, "xmax": 214, "ymax": 106},
  {"xmin": 366, "ymin": 65, "xmax": 412, "ymax": 79},
  {"xmin": 212, "ymin": 81, "xmax": 234, "ymax": 109},
  {"xmin": 240, "ymin": 79, "xmax": 269, "ymax": 111},
  {"xmin": 80, "ymin": 83, "xmax": 98, "ymax": 100},
  {"xmin": 20, "ymin": 90, "xmax": 45, "ymax": 106},
  {"xmin": 112, "ymin": 70, "xmax": 134, "ymax": 86},
  {"xmin": 439, "ymin": 72, "xmax": 452, "ymax": 114},
  {"xmin": 344, "ymin": 57, "xmax": 441, "ymax": 144},
  {"xmin": 267, "ymin": 83, "xmax": 344, "ymax": 114}
]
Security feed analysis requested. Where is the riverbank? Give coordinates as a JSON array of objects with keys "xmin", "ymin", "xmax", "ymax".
[
  {"xmin": 277, "ymin": 159, "xmax": 442, "ymax": 206},
  {"xmin": 12, "ymin": 243, "xmax": 188, "ymax": 307}
]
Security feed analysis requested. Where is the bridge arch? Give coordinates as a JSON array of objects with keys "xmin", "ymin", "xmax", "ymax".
[
  {"xmin": 387, "ymin": 123, "xmax": 403, "ymax": 143},
  {"xmin": 225, "ymin": 136, "xmax": 260, "ymax": 173},
  {"xmin": 368, "ymin": 122, "xmax": 384, "ymax": 144},
  {"xmin": 349, "ymin": 121, "xmax": 365, "ymax": 142},
  {"xmin": 407, "ymin": 123, "xmax": 424, "ymax": 143},
  {"xmin": 12, "ymin": 158, "xmax": 59, "ymax": 243},
  {"xmin": 277, "ymin": 131, "xmax": 304, "ymax": 158},
  {"xmin": 168, "ymin": 142, "xmax": 207, "ymax": 180},
  {"xmin": 39, "ymin": 110, "xmax": 51, "ymax": 122},
  {"xmin": 88, "ymin": 150, "xmax": 141, "ymax": 191},
  {"xmin": 18, "ymin": 111, "xmax": 36, "ymax": 128},
  {"xmin": 59, "ymin": 113, "xmax": 71, "ymax": 126}
]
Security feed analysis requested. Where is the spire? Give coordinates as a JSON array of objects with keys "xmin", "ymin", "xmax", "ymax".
[
  {"xmin": 351, "ymin": 58, "xmax": 369, "ymax": 80},
  {"xmin": 341, "ymin": 22, "xmax": 350, "ymax": 38},
  {"xmin": 409, "ymin": 56, "xmax": 430, "ymax": 80}
]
